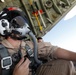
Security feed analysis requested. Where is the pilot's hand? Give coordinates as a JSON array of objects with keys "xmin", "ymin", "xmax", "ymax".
[{"xmin": 13, "ymin": 57, "xmax": 30, "ymax": 75}]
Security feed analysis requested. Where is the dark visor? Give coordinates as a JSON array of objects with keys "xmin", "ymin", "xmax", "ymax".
[{"xmin": 11, "ymin": 16, "xmax": 27, "ymax": 28}]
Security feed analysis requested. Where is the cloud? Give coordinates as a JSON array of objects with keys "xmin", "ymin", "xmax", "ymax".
[{"xmin": 64, "ymin": 5, "xmax": 76, "ymax": 20}]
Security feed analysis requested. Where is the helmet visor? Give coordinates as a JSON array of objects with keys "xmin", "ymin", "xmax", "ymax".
[
  {"xmin": 11, "ymin": 16, "xmax": 30, "ymax": 36},
  {"xmin": 11, "ymin": 16, "xmax": 28, "ymax": 28}
]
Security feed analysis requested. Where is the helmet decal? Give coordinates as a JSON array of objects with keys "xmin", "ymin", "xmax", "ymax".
[
  {"xmin": 1, "ymin": 13, "xmax": 7, "ymax": 17},
  {"xmin": 0, "ymin": 19, "xmax": 11, "ymax": 35},
  {"xmin": 8, "ymin": 7, "xmax": 22, "ymax": 11}
]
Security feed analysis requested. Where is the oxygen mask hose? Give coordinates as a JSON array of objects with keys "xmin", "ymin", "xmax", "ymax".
[
  {"xmin": 28, "ymin": 31, "xmax": 42, "ymax": 65},
  {"xmin": 21, "ymin": 24, "xmax": 42, "ymax": 65}
]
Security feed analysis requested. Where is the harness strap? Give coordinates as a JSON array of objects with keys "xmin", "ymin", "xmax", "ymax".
[{"xmin": 0, "ymin": 44, "xmax": 12, "ymax": 75}]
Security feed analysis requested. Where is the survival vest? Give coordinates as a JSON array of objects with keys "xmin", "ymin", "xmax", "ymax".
[
  {"xmin": 0, "ymin": 43, "xmax": 37, "ymax": 75},
  {"xmin": 0, "ymin": 43, "xmax": 25, "ymax": 75}
]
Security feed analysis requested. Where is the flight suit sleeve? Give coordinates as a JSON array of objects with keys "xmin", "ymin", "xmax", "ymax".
[
  {"xmin": 37, "ymin": 42, "xmax": 59, "ymax": 60},
  {"xmin": 26, "ymin": 41, "xmax": 59, "ymax": 60}
]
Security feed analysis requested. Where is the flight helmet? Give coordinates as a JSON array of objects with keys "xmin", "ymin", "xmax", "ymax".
[{"xmin": 0, "ymin": 7, "xmax": 30, "ymax": 40}]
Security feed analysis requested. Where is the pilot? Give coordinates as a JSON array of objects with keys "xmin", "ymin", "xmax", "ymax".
[{"xmin": 0, "ymin": 7, "xmax": 76, "ymax": 75}]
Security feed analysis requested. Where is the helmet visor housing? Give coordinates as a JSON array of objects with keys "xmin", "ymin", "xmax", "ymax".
[
  {"xmin": 10, "ymin": 16, "xmax": 30, "ymax": 40},
  {"xmin": 11, "ymin": 16, "xmax": 30, "ymax": 36}
]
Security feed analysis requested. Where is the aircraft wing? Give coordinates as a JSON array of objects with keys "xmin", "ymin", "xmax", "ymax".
[{"xmin": 20, "ymin": 0, "xmax": 76, "ymax": 37}]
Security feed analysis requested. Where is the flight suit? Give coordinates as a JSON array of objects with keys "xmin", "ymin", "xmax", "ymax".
[{"xmin": 1, "ymin": 39, "xmax": 75, "ymax": 75}]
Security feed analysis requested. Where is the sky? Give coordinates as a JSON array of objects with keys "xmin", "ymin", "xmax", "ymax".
[{"xmin": 43, "ymin": 5, "xmax": 76, "ymax": 52}]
